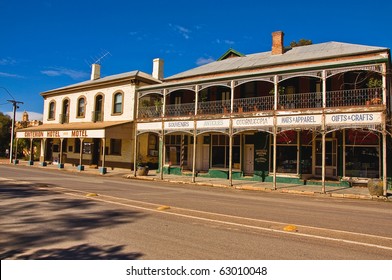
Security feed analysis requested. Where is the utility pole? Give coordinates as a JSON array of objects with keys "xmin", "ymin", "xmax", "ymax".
[{"xmin": 7, "ymin": 100, "xmax": 24, "ymax": 163}]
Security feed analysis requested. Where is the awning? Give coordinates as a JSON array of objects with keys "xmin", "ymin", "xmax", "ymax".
[{"xmin": 16, "ymin": 121, "xmax": 132, "ymax": 139}]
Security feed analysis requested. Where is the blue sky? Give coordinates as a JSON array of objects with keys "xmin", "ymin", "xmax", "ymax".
[{"xmin": 0, "ymin": 0, "xmax": 391, "ymax": 120}]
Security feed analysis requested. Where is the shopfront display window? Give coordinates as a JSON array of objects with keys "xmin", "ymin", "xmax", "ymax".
[
  {"xmin": 211, "ymin": 135, "xmax": 240, "ymax": 168},
  {"xmin": 345, "ymin": 147, "xmax": 380, "ymax": 178},
  {"xmin": 165, "ymin": 135, "xmax": 188, "ymax": 166}
]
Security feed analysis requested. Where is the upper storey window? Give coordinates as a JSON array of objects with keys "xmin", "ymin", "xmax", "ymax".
[
  {"xmin": 77, "ymin": 97, "xmax": 85, "ymax": 117},
  {"xmin": 113, "ymin": 92, "xmax": 123, "ymax": 114},
  {"xmin": 48, "ymin": 101, "xmax": 55, "ymax": 120}
]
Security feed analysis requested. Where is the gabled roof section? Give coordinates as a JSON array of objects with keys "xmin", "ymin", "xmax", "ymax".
[
  {"xmin": 217, "ymin": 48, "xmax": 245, "ymax": 61},
  {"xmin": 41, "ymin": 70, "xmax": 161, "ymax": 96},
  {"xmin": 165, "ymin": 42, "xmax": 389, "ymax": 81}
]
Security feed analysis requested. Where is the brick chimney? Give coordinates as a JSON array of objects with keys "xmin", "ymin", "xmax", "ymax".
[
  {"xmin": 271, "ymin": 31, "xmax": 284, "ymax": 55},
  {"xmin": 91, "ymin": 63, "xmax": 101, "ymax": 80},
  {"xmin": 152, "ymin": 58, "xmax": 164, "ymax": 80}
]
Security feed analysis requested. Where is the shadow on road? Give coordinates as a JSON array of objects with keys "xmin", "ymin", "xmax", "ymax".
[{"xmin": 0, "ymin": 181, "xmax": 146, "ymax": 260}]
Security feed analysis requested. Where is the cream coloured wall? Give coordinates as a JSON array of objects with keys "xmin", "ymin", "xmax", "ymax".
[{"xmin": 42, "ymin": 83, "xmax": 136, "ymax": 124}]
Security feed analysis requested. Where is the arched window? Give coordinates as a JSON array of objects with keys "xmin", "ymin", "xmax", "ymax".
[
  {"xmin": 113, "ymin": 92, "xmax": 123, "ymax": 114},
  {"xmin": 77, "ymin": 97, "xmax": 85, "ymax": 117},
  {"xmin": 48, "ymin": 101, "xmax": 55, "ymax": 120}
]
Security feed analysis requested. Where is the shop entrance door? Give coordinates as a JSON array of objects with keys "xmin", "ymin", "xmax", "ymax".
[
  {"xmin": 315, "ymin": 139, "xmax": 337, "ymax": 178},
  {"xmin": 244, "ymin": 144, "xmax": 254, "ymax": 175}
]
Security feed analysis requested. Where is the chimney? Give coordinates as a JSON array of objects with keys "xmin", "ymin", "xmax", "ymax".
[
  {"xmin": 152, "ymin": 58, "xmax": 164, "ymax": 80},
  {"xmin": 91, "ymin": 63, "xmax": 101, "ymax": 80},
  {"xmin": 271, "ymin": 31, "xmax": 284, "ymax": 55}
]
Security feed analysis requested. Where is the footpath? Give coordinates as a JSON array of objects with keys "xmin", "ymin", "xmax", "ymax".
[{"xmin": 1, "ymin": 158, "xmax": 391, "ymax": 202}]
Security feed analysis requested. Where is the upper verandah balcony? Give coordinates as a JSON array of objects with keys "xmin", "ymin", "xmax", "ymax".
[{"xmin": 138, "ymin": 87, "xmax": 384, "ymax": 119}]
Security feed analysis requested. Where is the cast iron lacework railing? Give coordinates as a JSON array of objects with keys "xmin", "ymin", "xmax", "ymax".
[
  {"xmin": 165, "ymin": 103, "xmax": 195, "ymax": 117},
  {"xmin": 137, "ymin": 88, "xmax": 383, "ymax": 119},
  {"xmin": 198, "ymin": 100, "xmax": 231, "ymax": 115},
  {"xmin": 233, "ymin": 95, "xmax": 274, "ymax": 112},
  {"xmin": 91, "ymin": 111, "xmax": 103, "ymax": 122},
  {"xmin": 59, "ymin": 114, "xmax": 69, "ymax": 124},
  {"xmin": 138, "ymin": 105, "xmax": 162, "ymax": 118},
  {"xmin": 279, "ymin": 92, "xmax": 322, "ymax": 109},
  {"xmin": 326, "ymin": 88, "xmax": 382, "ymax": 107}
]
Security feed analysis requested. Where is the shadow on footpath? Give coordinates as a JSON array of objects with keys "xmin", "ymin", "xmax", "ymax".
[{"xmin": 0, "ymin": 181, "xmax": 146, "ymax": 260}]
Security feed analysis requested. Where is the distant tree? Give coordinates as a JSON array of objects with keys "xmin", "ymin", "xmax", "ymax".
[
  {"xmin": 0, "ymin": 112, "xmax": 11, "ymax": 157},
  {"xmin": 290, "ymin": 39, "xmax": 313, "ymax": 47}
]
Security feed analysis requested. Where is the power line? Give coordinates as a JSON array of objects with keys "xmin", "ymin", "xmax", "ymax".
[{"xmin": 0, "ymin": 86, "xmax": 16, "ymax": 100}]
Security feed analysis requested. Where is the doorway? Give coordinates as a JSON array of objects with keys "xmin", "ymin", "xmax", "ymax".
[
  {"xmin": 244, "ymin": 144, "xmax": 254, "ymax": 175},
  {"xmin": 315, "ymin": 139, "xmax": 337, "ymax": 178}
]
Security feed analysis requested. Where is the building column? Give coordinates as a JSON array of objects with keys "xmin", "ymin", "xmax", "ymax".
[
  {"xmin": 322, "ymin": 70, "xmax": 327, "ymax": 108},
  {"xmin": 133, "ymin": 131, "xmax": 138, "ymax": 177},
  {"xmin": 159, "ymin": 133, "xmax": 164, "ymax": 180},
  {"xmin": 274, "ymin": 75, "xmax": 278, "ymax": 110},
  {"xmin": 78, "ymin": 138, "xmax": 84, "ymax": 171},
  {"xmin": 191, "ymin": 129, "xmax": 197, "ymax": 183},
  {"xmin": 321, "ymin": 112, "xmax": 327, "ymax": 193},
  {"xmin": 273, "ymin": 121, "xmax": 277, "ymax": 190},
  {"xmin": 28, "ymin": 138, "xmax": 34, "ymax": 165},
  {"xmin": 13, "ymin": 138, "xmax": 19, "ymax": 164},
  {"xmin": 228, "ymin": 120, "xmax": 233, "ymax": 187},
  {"xmin": 40, "ymin": 138, "xmax": 47, "ymax": 166},
  {"xmin": 382, "ymin": 130, "xmax": 387, "ymax": 196},
  {"xmin": 100, "ymin": 138, "xmax": 106, "ymax": 174},
  {"xmin": 59, "ymin": 138, "xmax": 64, "ymax": 168}
]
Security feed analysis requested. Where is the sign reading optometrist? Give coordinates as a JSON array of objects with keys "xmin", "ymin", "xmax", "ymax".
[
  {"xmin": 277, "ymin": 115, "xmax": 323, "ymax": 126},
  {"xmin": 233, "ymin": 117, "xmax": 273, "ymax": 128},
  {"xmin": 325, "ymin": 112, "xmax": 382, "ymax": 125},
  {"xmin": 16, "ymin": 129, "xmax": 105, "ymax": 139}
]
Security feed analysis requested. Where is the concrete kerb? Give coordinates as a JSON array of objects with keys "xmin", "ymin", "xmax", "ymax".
[
  {"xmin": 3, "ymin": 160, "xmax": 391, "ymax": 202},
  {"xmin": 125, "ymin": 173, "xmax": 392, "ymax": 201}
]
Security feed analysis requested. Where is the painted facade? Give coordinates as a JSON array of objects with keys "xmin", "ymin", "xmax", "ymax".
[
  {"xmin": 16, "ymin": 63, "xmax": 161, "ymax": 171},
  {"xmin": 135, "ymin": 31, "xmax": 392, "ymax": 195}
]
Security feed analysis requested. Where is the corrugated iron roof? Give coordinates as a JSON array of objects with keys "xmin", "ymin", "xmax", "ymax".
[
  {"xmin": 166, "ymin": 42, "xmax": 388, "ymax": 80},
  {"xmin": 41, "ymin": 70, "xmax": 160, "ymax": 95}
]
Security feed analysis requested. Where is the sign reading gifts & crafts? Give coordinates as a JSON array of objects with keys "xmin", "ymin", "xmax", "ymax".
[{"xmin": 325, "ymin": 112, "xmax": 382, "ymax": 125}]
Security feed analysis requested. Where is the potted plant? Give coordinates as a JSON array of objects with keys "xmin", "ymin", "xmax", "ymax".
[{"xmin": 136, "ymin": 155, "xmax": 149, "ymax": 176}]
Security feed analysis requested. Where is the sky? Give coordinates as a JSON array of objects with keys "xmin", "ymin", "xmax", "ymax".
[{"xmin": 0, "ymin": 0, "xmax": 391, "ymax": 120}]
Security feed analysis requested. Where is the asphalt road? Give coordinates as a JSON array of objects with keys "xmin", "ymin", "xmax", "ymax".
[{"xmin": 1, "ymin": 164, "xmax": 392, "ymax": 259}]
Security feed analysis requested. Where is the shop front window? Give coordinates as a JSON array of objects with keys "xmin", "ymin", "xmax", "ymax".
[
  {"xmin": 345, "ymin": 130, "xmax": 379, "ymax": 178},
  {"xmin": 211, "ymin": 134, "xmax": 240, "ymax": 168},
  {"xmin": 345, "ymin": 147, "xmax": 379, "ymax": 178},
  {"xmin": 271, "ymin": 130, "xmax": 298, "ymax": 174},
  {"xmin": 165, "ymin": 135, "xmax": 188, "ymax": 165}
]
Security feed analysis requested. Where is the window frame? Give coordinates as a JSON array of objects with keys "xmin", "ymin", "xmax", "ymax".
[
  {"xmin": 77, "ymin": 96, "xmax": 86, "ymax": 118},
  {"xmin": 112, "ymin": 92, "xmax": 123, "ymax": 115},
  {"xmin": 48, "ymin": 100, "xmax": 56, "ymax": 120}
]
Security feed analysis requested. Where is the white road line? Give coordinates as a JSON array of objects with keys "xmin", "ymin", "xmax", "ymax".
[{"xmin": 52, "ymin": 186, "xmax": 392, "ymax": 252}]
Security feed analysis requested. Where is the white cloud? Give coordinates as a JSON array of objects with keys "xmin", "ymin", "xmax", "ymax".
[
  {"xmin": 215, "ymin": 39, "xmax": 235, "ymax": 45},
  {"xmin": 0, "ymin": 72, "xmax": 23, "ymax": 78},
  {"xmin": 0, "ymin": 57, "xmax": 17, "ymax": 65},
  {"xmin": 41, "ymin": 67, "xmax": 88, "ymax": 80},
  {"xmin": 5, "ymin": 111, "xmax": 43, "ymax": 122},
  {"xmin": 196, "ymin": 57, "xmax": 215, "ymax": 66},
  {"xmin": 169, "ymin": 24, "xmax": 191, "ymax": 39}
]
